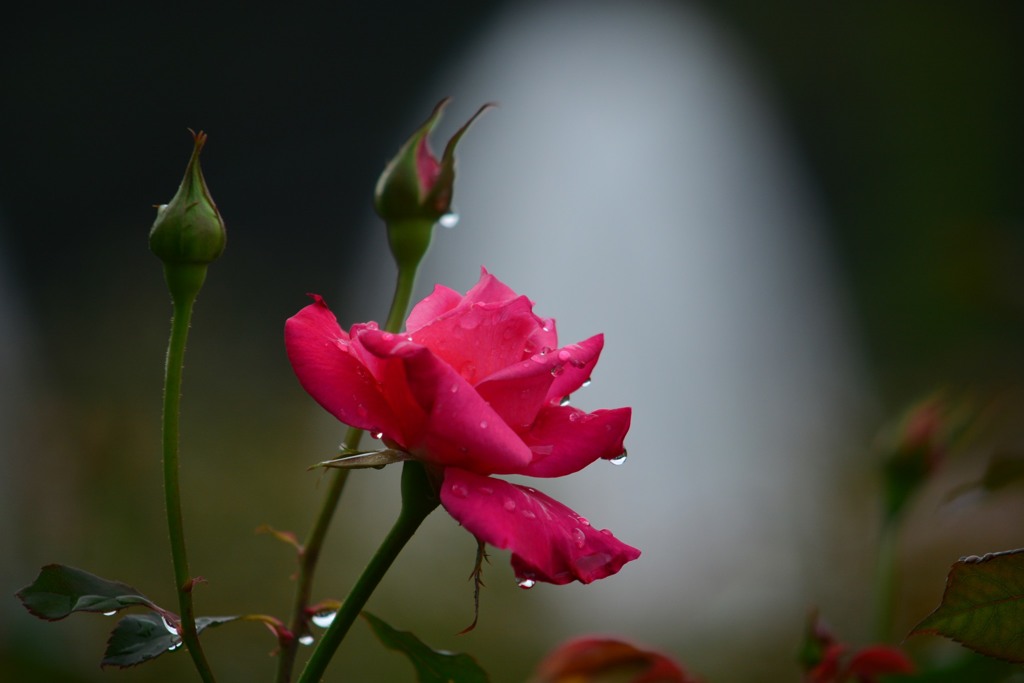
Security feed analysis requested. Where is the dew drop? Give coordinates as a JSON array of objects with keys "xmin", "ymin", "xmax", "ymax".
[
  {"xmin": 161, "ymin": 615, "xmax": 178, "ymax": 635},
  {"xmin": 559, "ymin": 395, "xmax": 571, "ymax": 407},
  {"xmin": 572, "ymin": 528, "xmax": 586, "ymax": 548},
  {"xmin": 167, "ymin": 640, "xmax": 182, "ymax": 652},
  {"xmin": 478, "ymin": 486, "xmax": 494, "ymax": 495},
  {"xmin": 103, "ymin": 610, "xmax": 117, "ymax": 617},
  {"xmin": 450, "ymin": 384, "xmax": 459, "ymax": 393},
  {"xmin": 438, "ymin": 212, "xmax": 459, "ymax": 229},
  {"xmin": 581, "ymin": 377, "xmax": 592, "ymax": 387},
  {"xmin": 557, "ymin": 349, "xmax": 571, "ymax": 361},
  {"xmin": 450, "ymin": 482, "xmax": 469, "ymax": 498},
  {"xmin": 479, "ymin": 420, "xmax": 488, "ymax": 429},
  {"xmin": 521, "ymin": 509, "xmax": 537, "ymax": 519},
  {"xmin": 372, "ymin": 431, "xmax": 384, "ymax": 440},
  {"xmin": 311, "ymin": 611, "xmax": 337, "ymax": 628},
  {"xmin": 517, "ymin": 578, "xmax": 536, "ymax": 589},
  {"xmin": 502, "ymin": 498, "xmax": 516, "ymax": 511},
  {"xmin": 578, "ymin": 516, "xmax": 590, "ymax": 526},
  {"xmin": 298, "ymin": 634, "xmax": 315, "ymax": 646},
  {"xmin": 610, "ymin": 450, "xmax": 628, "ymax": 466}
]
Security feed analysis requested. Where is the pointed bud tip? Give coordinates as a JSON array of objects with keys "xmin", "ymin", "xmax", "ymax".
[{"xmin": 149, "ymin": 130, "xmax": 226, "ymax": 267}]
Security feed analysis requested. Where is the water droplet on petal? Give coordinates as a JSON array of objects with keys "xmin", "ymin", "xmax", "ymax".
[
  {"xmin": 558, "ymin": 349, "xmax": 571, "ymax": 361},
  {"xmin": 167, "ymin": 639, "xmax": 182, "ymax": 652},
  {"xmin": 438, "ymin": 212, "xmax": 459, "ymax": 229},
  {"xmin": 610, "ymin": 450, "xmax": 628, "ymax": 466},
  {"xmin": 581, "ymin": 377, "xmax": 592, "ymax": 387},
  {"xmin": 479, "ymin": 420, "xmax": 488, "ymax": 429},
  {"xmin": 578, "ymin": 516, "xmax": 590, "ymax": 526},
  {"xmin": 517, "ymin": 578, "xmax": 536, "ymax": 589},
  {"xmin": 311, "ymin": 611, "xmax": 337, "ymax": 628},
  {"xmin": 478, "ymin": 486, "xmax": 494, "ymax": 495},
  {"xmin": 572, "ymin": 528, "xmax": 586, "ymax": 548},
  {"xmin": 450, "ymin": 384, "xmax": 459, "ymax": 393},
  {"xmin": 298, "ymin": 634, "xmax": 315, "ymax": 646},
  {"xmin": 559, "ymin": 395, "xmax": 571, "ymax": 407},
  {"xmin": 103, "ymin": 610, "xmax": 117, "ymax": 616},
  {"xmin": 521, "ymin": 509, "xmax": 537, "ymax": 519},
  {"xmin": 372, "ymin": 431, "xmax": 383, "ymax": 440},
  {"xmin": 503, "ymin": 498, "xmax": 516, "ymax": 511},
  {"xmin": 450, "ymin": 483, "xmax": 469, "ymax": 498},
  {"xmin": 161, "ymin": 615, "xmax": 178, "ymax": 635}
]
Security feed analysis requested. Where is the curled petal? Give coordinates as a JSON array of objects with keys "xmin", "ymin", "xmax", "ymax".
[
  {"xmin": 284, "ymin": 297, "xmax": 398, "ymax": 436},
  {"xmin": 519, "ymin": 406, "xmax": 632, "ymax": 478},
  {"xmin": 544, "ymin": 335, "xmax": 604, "ymax": 404},
  {"xmin": 359, "ymin": 331, "xmax": 532, "ymax": 474},
  {"xmin": 440, "ymin": 469, "xmax": 640, "ymax": 585}
]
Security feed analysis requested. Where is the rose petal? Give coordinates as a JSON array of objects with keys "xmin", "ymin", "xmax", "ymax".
[
  {"xmin": 359, "ymin": 331, "xmax": 532, "ymax": 474},
  {"xmin": 411, "ymin": 295, "xmax": 546, "ymax": 384},
  {"xmin": 533, "ymin": 637, "xmax": 697, "ymax": 683},
  {"xmin": 519, "ymin": 406, "xmax": 632, "ymax": 478},
  {"xmin": 405, "ymin": 283, "xmax": 463, "ymax": 333},
  {"xmin": 284, "ymin": 297, "xmax": 399, "ymax": 436},
  {"xmin": 474, "ymin": 358, "xmax": 559, "ymax": 429},
  {"xmin": 544, "ymin": 334, "xmax": 604, "ymax": 404},
  {"xmin": 440, "ymin": 469, "xmax": 640, "ymax": 585},
  {"xmin": 846, "ymin": 646, "xmax": 915, "ymax": 678}
]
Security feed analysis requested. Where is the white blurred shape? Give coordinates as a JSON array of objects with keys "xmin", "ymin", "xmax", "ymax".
[{"xmin": 354, "ymin": 0, "xmax": 869, "ymax": 673}]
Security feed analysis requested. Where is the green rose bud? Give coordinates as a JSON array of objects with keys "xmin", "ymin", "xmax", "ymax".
[
  {"xmin": 374, "ymin": 98, "xmax": 492, "ymax": 271},
  {"xmin": 149, "ymin": 130, "xmax": 226, "ymax": 266}
]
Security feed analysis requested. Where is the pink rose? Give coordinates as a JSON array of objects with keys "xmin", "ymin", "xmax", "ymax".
[{"xmin": 285, "ymin": 269, "xmax": 639, "ymax": 585}]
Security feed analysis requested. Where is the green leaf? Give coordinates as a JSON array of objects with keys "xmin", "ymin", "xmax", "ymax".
[
  {"xmin": 16, "ymin": 564, "xmax": 158, "ymax": 620},
  {"xmin": 362, "ymin": 612, "xmax": 489, "ymax": 683},
  {"xmin": 911, "ymin": 548, "xmax": 1024, "ymax": 662},
  {"xmin": 102, "ymin": 613, "xmax": 237, "ymax": 668}
]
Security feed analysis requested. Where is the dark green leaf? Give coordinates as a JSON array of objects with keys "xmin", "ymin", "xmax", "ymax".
[
  {"xmin": 911, "ymin": 548, "xmax": 1024, "ymax": 662},
  {"xmin": 16, "ymin": 564, "xmax": 157, "ymax": 620},
  {"xmin": 362, "ymin": 612, "xmax": 489, "ymax": 683},
  {"xmin": 101, "ymin": 613, "xmax": 237, "ymax": 668}
]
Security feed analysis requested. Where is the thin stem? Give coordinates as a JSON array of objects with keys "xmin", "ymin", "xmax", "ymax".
[
  {"xmin": 385, "ymin": 264, "xmax": 419, "ymax": 334},
  {"xmin": 274, "ymin": 428, "xmax": 359, "ymax": 683},
  {"xmin": 275, "ymin": 262, "xmax": 421, "ymax": 683},
  {"xmin": 161, "ymin": 264, "xmax": 217, "ymax": 683},
  {"xmin": 873, "ymin": 519, "xmax": 899, "ymax": 642},
  {"xmin": 296, "ymin": 462, "xmax": 438, "ymax": 683}
]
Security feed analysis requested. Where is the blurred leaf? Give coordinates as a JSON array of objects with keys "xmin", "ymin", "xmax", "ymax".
[
  {"xmin": 911, "ymin": 548, "xmax": 1024, "ymax": 662},
  {"xmin": 102, "ymin": 613, "xmax": 237, "ymax": 668},
  {"xmin": 947, "ymin": 449, "xmax": 1024, "ymax": 501},
  {"xmin": 16, "ymin": 564, "xmax": 157, "ymax": 620},
  {"xmin": 362, "ymin": 611, "xmax": 489, "ymax": 683}
]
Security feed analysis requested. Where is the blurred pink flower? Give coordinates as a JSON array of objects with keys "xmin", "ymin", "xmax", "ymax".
[
  {"xmin": 531, "ymin": 637, "xmax": 698, "ymax": 683},
  {"xmin": 285, "ymin": 268, "xmax": 639, "ymax": 585}
]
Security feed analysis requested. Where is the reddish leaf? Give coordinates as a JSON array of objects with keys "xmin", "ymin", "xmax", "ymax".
[{"xmin": 911, "ymin": 548, "xmax": 1024, "ymax": 662}]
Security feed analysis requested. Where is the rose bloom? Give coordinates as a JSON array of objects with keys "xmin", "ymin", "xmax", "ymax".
[{"xmin": 285, "ymin": 269, "xmax": 639, "ymax": 586}]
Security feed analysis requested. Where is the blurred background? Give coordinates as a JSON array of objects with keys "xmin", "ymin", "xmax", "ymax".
[{"xmin": 2, "ymin": 1, "xmax": 1023, "ymax": 681}]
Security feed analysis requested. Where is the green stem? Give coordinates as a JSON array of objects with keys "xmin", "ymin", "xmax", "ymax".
[
  {"xmin": 274, "ymin": 428, "xmax": 359, "ymax": 683},
  {"xmin": 275, "ymin": 262, "xmax": 421, "ymax": 683},
  {"xmin": 296, "ymin": 462, "xmax": 439, "ymax": 683},
  {"xmin": 161, "ymin": 264, "xmax": 217, "ymax": 683},
  {"xmin": 385, "ymin": 264, "xmax": 419, "ymax": 334},
  {"xmin": 873, "ymin": 519, "xmax": 899, "ymax": 642}
]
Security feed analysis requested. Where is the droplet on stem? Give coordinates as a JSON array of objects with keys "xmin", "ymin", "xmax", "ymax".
[
  {"xmin": 311, "ymin": 610, "xmax": 337, "ymax": 628},
  {"xmin": 438, "ymin": 212, "xmax": 459, "ymax": 229}
]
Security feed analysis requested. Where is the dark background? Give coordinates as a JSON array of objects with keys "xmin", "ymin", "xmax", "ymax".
[{"xmin": 2, "ymin": 2, "xmax": 1022, "ymax": 681}]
